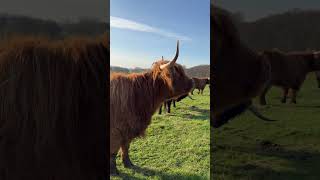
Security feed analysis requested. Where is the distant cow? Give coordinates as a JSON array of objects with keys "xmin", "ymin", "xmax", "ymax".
[
  {"xmin": 158, "ymin": 93, "xmax": 190, "ymax": 114},
  {"xmin": 110, "ymin": 41, "xmax": 194, "ymax": 175},
  {"xmin": 259, "ymin": 50, "xmax": 320, "ymax": 105},
  {"xmin": 212, "ymin": 6, "xmax": 273, "ymax": 128},
  {"xmin": 191, "ymin": 77, "xmax": 210, "ymax": 95},
  {"xmin": 0, "ymin": 35, "xmax": 108, "ymax": 179}
]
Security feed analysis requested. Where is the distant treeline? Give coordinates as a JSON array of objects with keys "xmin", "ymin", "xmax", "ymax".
[
  {"xmin": 111, "ymin": 65, "xmax": 210, "ymax": 78},
  {"xmin": 231, "ymin": 9, "xmax": 320, "ymax": 52},
  {"xmin": 0, "ymin": 13, "xmax": 108, "ymax": 39},
  {"xmin": 110, "ymin": 66, "xmax": 149, "ymax": 74}
]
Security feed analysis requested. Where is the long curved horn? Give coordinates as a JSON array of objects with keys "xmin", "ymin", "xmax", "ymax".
[
  {"xmin": 160, "ymin": 40, "xmax": 179, "ymax": 69},
  {"xmin": 248, "ymin": 105, "xmax": 276, "ymax": 121}
]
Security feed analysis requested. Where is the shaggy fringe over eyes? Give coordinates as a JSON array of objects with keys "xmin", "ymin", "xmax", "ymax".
[
  {"xmin": 0, "ymin": 35, "xmax": 108, "ymax": 180},
  {"xmin": 150, "ymin": 60, "xmax": 176, "ymax": 93}
]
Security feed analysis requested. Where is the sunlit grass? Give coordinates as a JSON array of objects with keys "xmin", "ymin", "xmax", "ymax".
[
  {"xmin": 212, "ymin": 74, "xmax": 320, "ymax": 180},
  {"xmin": 111, "ymin": 87, "xmax": 210, "ymax": 180}
]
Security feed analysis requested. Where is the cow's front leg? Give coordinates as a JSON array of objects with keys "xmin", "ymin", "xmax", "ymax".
[
  {"xmin": 281, "ymin": 87, "xmax": 289, "ymax": 103},
  {"xmin": 290, "ymin": 89, "xmax": 297, "ymax": 104},
  {"xmin": 110, "ymin": 153, "xmax": 119, "ymax": 175},
  {"xmin": 120, "ymin": 141, "xmax": 134, "ymax": 168},
  {"xmin": 158, "ymin": 104, "xmax": 163, "ymax": 114},
  {"xmin": 173, "ymin": 100, "xmax": 176, "ymax": 108},
  {"xmin": 167, "ymin": 100, "xmax": 172, "ymax": 113}
]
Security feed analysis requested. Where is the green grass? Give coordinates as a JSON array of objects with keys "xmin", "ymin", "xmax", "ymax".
[
  {"xmin": 111, "ymin": 87, "xmax": 210, "ymax": 180},
  {"xmin": 212, "ymin": 74, "xmax": 320, "ymax": 180}
]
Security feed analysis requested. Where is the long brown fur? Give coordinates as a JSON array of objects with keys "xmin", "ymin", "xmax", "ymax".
[
  {"xmin": 110, "ymin": 57, "xmax": 193, "ymax": 173},
  {"xmin": 0, "ymin": 35, "xmax": 108, "ymax": 180}
]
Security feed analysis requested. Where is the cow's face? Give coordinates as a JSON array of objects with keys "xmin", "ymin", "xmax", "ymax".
[
  {"xmin": 154, "ymin": 41, "xmax": 194, "ymax": 99},
  {"xmin": 211, "ymin": 7, "xmax": 271, "ymax": 128},
  {"xmin": 168, "ymin": 63, "xmax": 194, "ymax": 97}
]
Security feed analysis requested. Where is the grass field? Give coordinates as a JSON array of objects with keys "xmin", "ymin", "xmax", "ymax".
[
  {"xmin": 212, "ymin": 74, "xmax": 320, "ymax": 180},
  {"xmin": 111, "ymin": 87, "xmax": 210, "ymax": 180}
]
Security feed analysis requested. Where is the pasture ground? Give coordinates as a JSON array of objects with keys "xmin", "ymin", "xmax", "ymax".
[
  {"xmin": 111, "ymin": 87, "xmax": 210, "ymax": 180},
  {"xmin": 212, "ymin": 74, "xmax": 320, "ymax": 180}
]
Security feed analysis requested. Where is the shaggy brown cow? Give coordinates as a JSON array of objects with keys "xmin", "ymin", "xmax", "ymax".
[
  {"xmin": 259, "ymin": 50, "xmax": 320, "ymax": 105},
  {"xmin": 212, "ymin": 6, "xmax": 273, "ymax": 128},
  {"xmin": 191, "ymin": 77, "xmax": 210, "ymax": 95},
  {"xmin": 110, "ymin": 41, "xmax": 194, "ymax": 174},
  {"xmin": 0, "ymin": 35, "xmax": 108, "ymax": 180}
]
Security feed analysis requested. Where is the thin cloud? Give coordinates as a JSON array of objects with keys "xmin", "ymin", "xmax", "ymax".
[{"xmin": 110, "ymin": 16, "xmax": 192, "ymax": 41}]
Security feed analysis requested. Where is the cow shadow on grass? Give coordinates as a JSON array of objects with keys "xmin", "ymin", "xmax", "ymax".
[
  {"xmin": 162, "ymin": 106, "xmax": 209, "ymax": 121},
  {"xmin": 179, "ymin": 106, "xmax": 210, "ymax": 121},
  {"xmin": 115, "ymin": 166, "xmax": 207, "ymax": 180},
  {"xmin": 214, "ymin": 143, "xmax": 320, "ymax": 180}
]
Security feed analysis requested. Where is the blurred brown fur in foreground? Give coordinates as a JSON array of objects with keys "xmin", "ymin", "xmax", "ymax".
[{"xmin": 0, "ymin": 34, "xmax": 108, "ymax": 180}]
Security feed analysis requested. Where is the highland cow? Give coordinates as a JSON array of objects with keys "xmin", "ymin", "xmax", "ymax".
[
  {"xmin": 191, "ymin": 77, "xmax": 210, "ymax": 95},
  {"xmin": 0, "ymin": 35, "xmax": 108, "ymax": 180},
  {"xmin": 259, "ymin": 50, "xmax": 320, "ymax": 105},
  {"xmin": 110, "ymin": 41, "xmax": 194, "ymax": 174},
  {"xmin": 212, "ymin": 6, "xmax": 273, "ymax": 128}
]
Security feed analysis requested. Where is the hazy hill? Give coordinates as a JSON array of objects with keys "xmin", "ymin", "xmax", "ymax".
[
  {"xmin": 0, "ymin": 13, "xmax": 107, "ymax": 39},
  {"xmin": 234, "ymin": 9, "xmax": 320, "ymax": 51},
  {"xmin": 110, "ymin": 66, "xmax": 130, "ymax": 73},
  {"xmin": 110, "ymin": 64, "xmax": 210, "ymax": 78},
  {"xmin": 185, "ymin": 65, "xmax": 210, "ymax": 78}
]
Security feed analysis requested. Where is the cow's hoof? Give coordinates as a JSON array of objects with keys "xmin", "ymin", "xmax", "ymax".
[
  {"xmin": 280, "ymin": 99, "xmax": 286, "ymax": 103},
  {"xmin": 291, "ymin": 101, "xmax": 297, "ymax": 104}
]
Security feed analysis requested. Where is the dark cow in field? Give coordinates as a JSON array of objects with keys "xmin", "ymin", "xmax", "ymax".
[
  {"xmin": 110, "ymin": 41, "xmax": 194, "ymax": 175},
  {"xmin": 191, "ymin": 77, "xmax": 210, "ymax": 95},
  {"xmin": 212, "ymin": 6, "xmax": 273, "ymax": 128},
  {"xmin": 158, "ymin": 93, "xmax": 190, "ymax": 114},
  {"xmin": 0, "ymin": 35, "xmax": 108, "ymax": 180},
  {"xmin": 259, "ymin": 50, "xmax": 320, "ymax": 105}
]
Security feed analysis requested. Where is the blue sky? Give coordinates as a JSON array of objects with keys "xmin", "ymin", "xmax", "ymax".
[{"xmin": 110, "ymin": 0, "xmax": 210, "ymax": 68}]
